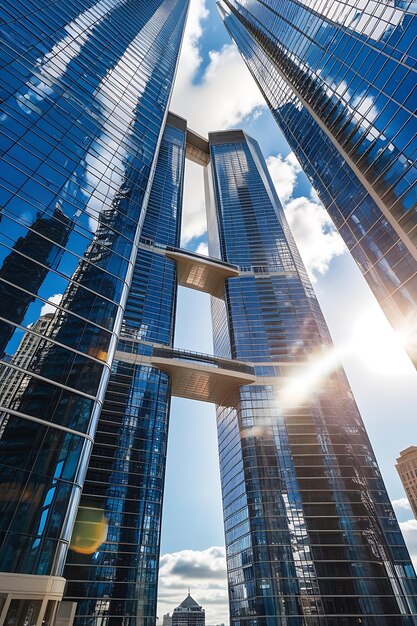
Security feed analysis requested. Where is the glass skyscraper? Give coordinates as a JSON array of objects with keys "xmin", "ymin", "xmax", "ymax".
[
  {"xmin": 217, "ymin": 0, "xmax": 417, "ymax": 366},
  {"xmin": 63, "ymin": 113, "xmax": 186, "ymax": 625},
  {"xmin": 207, "ymin": 129, "xmax": 417, "ymax": 625},
  {"xmin": 1, "ymin": 0, "xmax": 416, "ymax": 623},
  {"xmin": 0, "ymin": 0, "xmax": 188, "ymax": 622}
]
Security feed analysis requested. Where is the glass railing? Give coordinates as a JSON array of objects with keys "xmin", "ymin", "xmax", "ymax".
[
  {"xmin": 152, "ymin": 346, "xmax": 254, "ymax": 375},
  {"xmin": 138, "ymin": 238, "xmax": 297, "ymax": 277},
  {"xmin": 139, "ymin": 237, "xmax": 238, "ymax": 270},
  {"xmin": 165, "ymin": 245, "xmax": 239, "ymax": 270}
]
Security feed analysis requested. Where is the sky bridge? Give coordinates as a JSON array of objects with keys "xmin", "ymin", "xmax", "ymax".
[{"xmin": 115, "ymin": 344, "xmax": 256, "ymax": 406}]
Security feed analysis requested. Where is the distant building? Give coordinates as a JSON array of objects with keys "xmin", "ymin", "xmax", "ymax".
[
  {"xmin": 162, "ymin": 613, "xmax": 173, "ymax": 626},
  {"xmin": 396, "ymin": 447, "xmax": 417, "ymax": 519},
  {"xmin": 172, "ymin": 594, "xmax": 205, "ymax": 626}
]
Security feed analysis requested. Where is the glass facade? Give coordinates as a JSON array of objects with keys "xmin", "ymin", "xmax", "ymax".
[
  {"xmin": 217, "ymin": 0, "xmax": 417, "ymax": 366},
  {"xmin": 1, "ymin": 1, "xmax": 416, "ymax": 620},
  {"xmin": 208, "ymin": 130, "xmax": 417, "ymax": 624},
  {"xmin": 63, "ymin": 115, "xmax": 186, "ymax": 625},
  {"xmin": 0, "ymin": 0, "xmax": 188, "ymax": 582}
]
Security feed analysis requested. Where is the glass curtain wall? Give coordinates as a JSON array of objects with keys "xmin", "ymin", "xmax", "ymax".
[
  {"xmin": 217, "ymin": 0, "xmax": 417, "ymax": 366},
  {"xmin": 63, "ymin": 115, "xmax": 186, "ymax": 626},
  {"xmin": 207, "ymin": 130, "xmax": 417, "ymax": 625},
  {"xmin": 0, "ymin": 0, "xmax": 188, "ymax": 579}
]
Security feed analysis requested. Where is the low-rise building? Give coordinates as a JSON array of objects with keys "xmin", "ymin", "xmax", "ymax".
[
  {"xmin": 162, "ymin": 613, "xmax": 173, "ymax": 626},
  {"xmin": 396, "ymin": 447, "xmax": 417, "ymax": 519},
  {"xmin": 172, "ymin": 593, "xmax": 205, "ymax": 626}
]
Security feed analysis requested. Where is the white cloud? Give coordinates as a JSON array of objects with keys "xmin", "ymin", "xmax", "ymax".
[
  {"xmin": 195, "ymin": 242, "xmax": 209, "ymax": 256},
  {"xmin": 171, "ymin": 0, "xmax": 266, "ymax": 136},
  {"xmin": 176, "ymin": 0, "xmax": 209, "ymax": 82},
  {"xmin": 173, "ymin": 0, "xmax": 266, "ymax": 247},
  {"xmin": 400, "ymin": 519, "xmax": 417, "ymax": 569},
  {"xmin": 181, "ymin": 160, "xmax": 207, "ymax": 245},
  {"xmin": 157, "ymin": 547, "xmax": 228, "ymax": 624},
  {"xmin": 284, "ymin": 196, "xmax": 347, "ymax": 281},
  {"xmin": 40, "ymin": 293, "xmax": 63, "ymax": 316},
  {"xmin": 392, "ymin": 497, "xmax": 412, "ymax": 512},
  {"xmin": 310, "ymin": 186, "xmax": 321, "ymax": 204},
  {"xmin": 267, "ymin": 152, "xmax": 346, "ymax": 281},
  {"xmin": 173, "ymin": 2, "xmax": 344, "ymax": 281},
  {"xmin": 266, "ymin": 152, "xmax": 302, "ymax": 204}
]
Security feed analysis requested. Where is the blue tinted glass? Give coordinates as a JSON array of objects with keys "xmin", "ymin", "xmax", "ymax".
[
  {"xmin": 208, "ymin": 130, "xmax": 417, "ymax": 623},
  {"xmin": 0, "ymin": 0, "xmax": 188, "ymax": 587},
  {"xmin": 63, "ymin": 118, "xmax": 186, "ymax": 625},
  {"xmin": 218, "ymin": 0, "xmax": 417, "ymax": 370}
]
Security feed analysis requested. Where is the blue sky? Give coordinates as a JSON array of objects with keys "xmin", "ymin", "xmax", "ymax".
[{"xmin": 157, "ymin": 1, "xmax": 417, "ymax": 622}]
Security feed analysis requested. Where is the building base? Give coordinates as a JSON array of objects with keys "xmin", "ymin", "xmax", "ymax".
[{"xmin": 0, "ymin": 572, "xmax": 69, "ymax": 626}]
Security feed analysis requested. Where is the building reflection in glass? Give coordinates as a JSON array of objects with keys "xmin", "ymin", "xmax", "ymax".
[
  {"xmin": 0, "ymin": 205, "xmax": 72, "ymax": 358},
  {"xmin": 0, "ymin": 0, "xmax": 189, "ymax": 587}
]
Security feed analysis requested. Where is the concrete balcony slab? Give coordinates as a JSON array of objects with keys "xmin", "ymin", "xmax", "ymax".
[
  {"xmin": 164, "ymin": 248, "xmax": 239, "ymax": 297},
  {"xmin": 151, "ymin": 348, "xmax": 256, "ymax": 406}
]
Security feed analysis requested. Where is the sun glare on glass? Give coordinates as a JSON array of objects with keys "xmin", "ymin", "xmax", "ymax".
[{"xmin": 279, "ymin": 305, "xmax": 415, "ymax": 409}]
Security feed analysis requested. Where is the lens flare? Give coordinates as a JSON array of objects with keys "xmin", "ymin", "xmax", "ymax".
[
  {"xmin": 279, "ymin": 346, "xmax": 344, "ymax": 408},
  {"xmin": 279, "ymin": 306, "xmax": 415, "ymax": 408},
  {"xmin": 69, "ymin": 506, "xmax": 108, "ymax": 555}
]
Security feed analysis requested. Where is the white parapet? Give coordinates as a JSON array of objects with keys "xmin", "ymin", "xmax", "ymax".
[{"xmin": 0, "ymin": 572, "xmax": 67, "ymax": 626}]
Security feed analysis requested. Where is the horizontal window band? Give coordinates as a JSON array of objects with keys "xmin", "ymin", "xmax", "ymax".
[
  {"xmin": 0, "ymin": 318, "xmax": 111, "ymax": 366},
  {"xmin": 0, "ymin": 406, "xmax": 95, "ymax": 441}
]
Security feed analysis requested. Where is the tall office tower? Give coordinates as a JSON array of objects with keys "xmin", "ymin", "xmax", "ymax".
[
  {"xmin": 396, "ymin": 446, "xmax": 417, "ymax": 519},
  {"xmin": 0, "ymin": 0, "xmax": 188, "ymax": 622},
  {"xmin": 63, "ymin": 113, "xmax": 186, "ymax": 625},
  {"xmin": 217, "ymin": 0, "xmax": 417, "ymax": 365},
  {"xmin": 207, "ymin": 130, "xmax": 417, "ymax": 624},
  {"xmin": 172, "ymin": 593, "xmax": 205, "ymax": 626}
]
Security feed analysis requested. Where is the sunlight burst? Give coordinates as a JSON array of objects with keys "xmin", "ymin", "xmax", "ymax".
[
  {"xmin": 351, "ymin": 306, "xmax": 415, "ymax": 377},
  {"xmin": 279, "ymin": 305, "xmax": 415, "ymax": 408}
]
